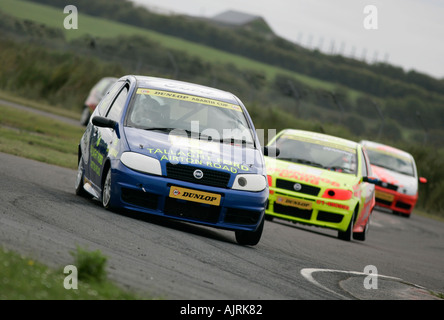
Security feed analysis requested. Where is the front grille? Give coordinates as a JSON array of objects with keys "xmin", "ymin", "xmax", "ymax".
[
  {"xmin": 224, "ymin": 208, "xmax": 261, "ymax": 225},
  {"xmin": 166, "ymin": 163, "xmax": 230, "ymax": 188},
  {"xmin": 273, "ymin": 203, "xmax": 312, "ymax": 220},
  {"xmin": 375, "ymin": 181, "xmax": 398, "ymax": 191},
  {"xmin": 376, "ymin": 198, "xmax": 393, "ymax": 206},
  {"xmin": 395, "ymin": 201, "xmax": 412, "ymax": 210},
  {"xmin": 164, "ymin": 197, "xmax": 220, "ymax": 223},
  {"xmin": 276, "ymin": 179, "xmax": 320, "ymax": 196},
  {"xmin": 121, "ymin": 188, "xmax": 159, "ymax": 209},
  {"xmin": 317, "ymin": 211, "xmax": 343, "ymax": 223}
]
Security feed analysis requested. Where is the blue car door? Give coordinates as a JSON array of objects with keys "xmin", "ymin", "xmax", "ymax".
[{"xmin": 88, "ymin": 81, "xmax": 128, "ymax": 192}]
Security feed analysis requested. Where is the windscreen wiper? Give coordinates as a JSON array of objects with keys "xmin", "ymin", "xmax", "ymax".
[
  {"xmin": 373, "ymin": 163, "xmax": 396, "ymax": 171},
  {"xmin": 215, "ymin": 137, "xmax": 253, "ymax": 146},
  {"xmin": 328, "ymin": 165, "xmax": 354, "ymax": 173},
  {"xmin": 143, "ymin": 128, "xmax": 215, "ymax": 140},
  {"xmin": 279, "ymin": 157, "xmax": 324, "ymax": 168},
  {"xmin": 142, "ymin": 127, "xmax": 177, "ymax": 133}
]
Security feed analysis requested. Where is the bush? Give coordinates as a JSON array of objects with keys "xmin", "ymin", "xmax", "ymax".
[{"xmin": 71, "ymin": 246, "xmax": 108, "ymax": 283}]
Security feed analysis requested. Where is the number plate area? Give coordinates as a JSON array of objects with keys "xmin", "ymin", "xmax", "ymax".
[
  {"xmin": 375, "ymin": 190, "xmax": 395, "ymax": 202},
  {"xmin": 169, "ymin": 186, "xmax": 221, "ymax": 206},
  {"xmin": 275, "ymin": 195, "xmax": 313, "ymax": 210}
]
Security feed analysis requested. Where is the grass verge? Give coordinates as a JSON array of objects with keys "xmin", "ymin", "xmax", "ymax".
[
  {"xmin": 0, "ymin": 101, "xmax": 152, "ymax": 299},
  {"xmin": 0, "ymin": 103, "xmax": 81, "ymax": 169},
  {"xmin": 0, "ymin": 246, "xmax": 145, "ymax": 299},
  {"xmin": 0, "ymin": 90, "xmax": 80, "ymax": 120}
]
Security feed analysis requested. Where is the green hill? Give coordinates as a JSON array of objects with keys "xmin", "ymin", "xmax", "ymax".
[
  {"xmin": 0, "ymin": 0, "xmax": 443, "ymax": 216},
  {"xmin": 0, "ymin": 0, "xmax": 339, "ymax": 91}
]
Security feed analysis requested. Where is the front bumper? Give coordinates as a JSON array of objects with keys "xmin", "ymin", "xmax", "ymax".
[
  {"xmin": 265, "ymin": 188, "xmax": 356, "ymax": 232},
  {"xmin": 109, "ymin": 161, "xmax": 268, "ymax": 232},
  {"xmin": 374, "ymin": 186, "xmax": 418, "ymax": 215}
]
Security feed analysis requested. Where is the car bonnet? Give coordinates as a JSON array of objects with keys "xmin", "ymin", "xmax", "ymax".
[
  {"xmin": 371, "ymin": 165, "xmax": 418, "ymax": 192},
  {"xmin": 265, "ymin": 157, "xmax": 359, "ymax": 189},
  {"xmin": 123, "ymin": 127, "xmax": 265, "ymax": 175}
]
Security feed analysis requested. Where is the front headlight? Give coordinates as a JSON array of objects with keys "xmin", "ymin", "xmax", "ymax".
[
  {"xmin": 232, "ymin": 174, "xmax": 267, "ymax": 192},
  {"xmin": 121, "ymin": 152, "xmax": 162, "ymax": 176},
  {"xmin": 399, "ymin": 184, "xmax": 417, "ymax": 196},
  {"xmin": 321, "ymin": 188, "xmax": 353, "ymax": 201}
]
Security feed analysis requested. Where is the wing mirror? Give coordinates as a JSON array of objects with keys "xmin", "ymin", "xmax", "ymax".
[
  {"xmin": 363, "ymin": 176, "xmax": 379, "ymax": 184},
  {"xmin": 92, "ymin": 116, "xmax": 118, "ymax": 130}
]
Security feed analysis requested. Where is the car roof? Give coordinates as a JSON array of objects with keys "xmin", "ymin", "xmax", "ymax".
[
  {"xmin": 125, "ymin": 75, "xmax": 240, "ymax": 104},
  {"xmin": 359, "ymin": 140, "xmax": 413, "ymax": 159},
  {"xmin": 279, "ymin": 129, "xmax": 359, "ymax": 150}
]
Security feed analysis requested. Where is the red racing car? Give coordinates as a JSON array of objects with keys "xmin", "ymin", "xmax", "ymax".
[
  {"xmin": 80, "ymin": 77, "xmax": 118, "ymax": 126},
  {"xmin": 360, "ymin": 140, "xmax": 427, "ymax": 217}
]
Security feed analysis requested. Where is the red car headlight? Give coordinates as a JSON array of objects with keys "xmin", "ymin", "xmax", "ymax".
[{"xmin": 322, "ymin": 189, "xmax": 353, "ymax": 200}]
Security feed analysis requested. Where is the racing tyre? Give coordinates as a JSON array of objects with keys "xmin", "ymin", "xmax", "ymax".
[
  {"xmin": 401, "ymin": 212, "xmax": 411, "ymax": 218},
  {"xmin": 353, "ymin": 216, "xmax": 369, "ymax": 241},
  {"xmin": 235, "ymin": 216, "xmax": 264, "ymax": 246},
  {"xmin": 102, "ymin": 168, "xmax": 115, "ymax": 210},
  {"xmin": 338, "ymin": 210, "xmax": 354, "ymax": 241},
  {"xmin": 75, "ymin": 155, "xmax": 87, "ymax": 197}
]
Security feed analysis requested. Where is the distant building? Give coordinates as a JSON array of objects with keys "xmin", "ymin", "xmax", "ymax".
[{"xmin": 210, "ymin": 10, "xmax": 275, "ymax": 36}]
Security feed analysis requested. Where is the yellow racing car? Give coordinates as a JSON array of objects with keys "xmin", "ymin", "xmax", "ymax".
[{"xmin": 265, "ymin": 129, "xmax": 377, "ymax": 241}]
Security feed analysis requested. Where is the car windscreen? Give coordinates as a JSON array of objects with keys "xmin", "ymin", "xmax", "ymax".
[
  {"xmin": 270, "ymin": 134, "xmax": 357, "ymax": 174},
  {"xmin": 125, "ymin": 88, "xmax": 255, "ymax": 148},
  {"xmin": 365, "ymin": 148, "xmax": 414, "ymax": 176}
]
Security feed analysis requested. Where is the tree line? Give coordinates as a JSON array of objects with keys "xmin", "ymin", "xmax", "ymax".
[
  {"xmin": 30, "ymin": 0, "xmax": 444, "ymax": 95},
  {"xmin": 0, "ymin": 9, "xmax": 443, "ymax": 216}
]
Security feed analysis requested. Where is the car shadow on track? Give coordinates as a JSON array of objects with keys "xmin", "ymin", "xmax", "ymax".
[
  {"xmin": 80, "ymin": 195, "xmax": 237, "ymax": 246},
  {"xmin": 267, "ymin": 218, "xmax": 338, "ymax": 239},
  {"xmin": 266, "ymin": 218, "xmax": 374, "ymax": 246},
  {"xmin": 265, "ymin": 217, "xmax": 372, "ymax": 246}
]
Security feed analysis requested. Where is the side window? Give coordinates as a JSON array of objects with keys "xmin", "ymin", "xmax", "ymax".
[
  {"xmin": 106, "ymin": 85, "xmax": 129, "ymax": 121},
  {"xmin": 97, "ymin": 81, "xmax": 124, "ymax": 116}
]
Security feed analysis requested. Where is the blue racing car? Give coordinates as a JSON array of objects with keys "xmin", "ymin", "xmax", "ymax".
[{"xmin": 75, "ymin": 75, "xmax": 274, "ymax": 245}]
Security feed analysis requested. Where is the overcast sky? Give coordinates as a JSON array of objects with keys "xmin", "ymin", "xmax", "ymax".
[{"xmin": 130, "ymin": 0, "xmax": 444, "ymax": 79}]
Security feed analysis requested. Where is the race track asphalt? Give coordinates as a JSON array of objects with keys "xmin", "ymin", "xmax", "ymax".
[{"xmin": 1, "ymin": 151, "xmax": 443, "ymax": 300}]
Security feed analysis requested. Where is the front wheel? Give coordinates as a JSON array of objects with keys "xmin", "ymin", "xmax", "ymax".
[
  {"xmin": 353, "ymin": 215, "xmax": 369, "ymax": 241},
  {"xmin": 75, "ymin": 155, "xmax": 87, "ymax": 197},
  {"xmin": 235, "ymin": 216, "xmax": 264, "ymax": 246},
  {"xmin": 338, "ymin": 210, "xmax": 354, "ymax": 241},
  {"xmin": 400, "ymin": 212, "xmax": 411, "ymax": 218},
  {"xmin": 102, "ymin": 168, "xmax": 114, "ymax": 210}
]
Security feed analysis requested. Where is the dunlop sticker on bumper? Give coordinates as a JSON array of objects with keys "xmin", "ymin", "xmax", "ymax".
[
  {"xmin": 375, "ymin": 190, "xmax": 394, "ymax": 202},
  {"xmin": 169, "ymin": 186, "xmax": 221, "ymax": 206},
  {"xmin": 276, "ymin": 196, "xmax": 312, "ymax": 210}
]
